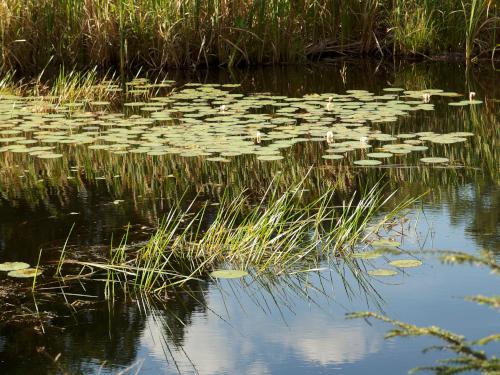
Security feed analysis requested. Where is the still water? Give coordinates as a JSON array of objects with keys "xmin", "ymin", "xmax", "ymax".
[{"xmin": 0, "ymin": 61, "xmax": 498, "ymax": 374}]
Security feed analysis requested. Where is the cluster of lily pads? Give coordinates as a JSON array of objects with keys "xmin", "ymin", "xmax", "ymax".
[
  {"xmin": 208, "ymin": 236, "xmax": 421, "ymax": 280},
  {"xmin": 353, "ymin": 238, "xmax": 422, "ymax": 276},
  {"xmin": 0, "ymin": 262, "xmax": 41, "ymax": 278},
  {"xmin": 0, "ymin": 80, "xmax": 479, "ymax": 166}
]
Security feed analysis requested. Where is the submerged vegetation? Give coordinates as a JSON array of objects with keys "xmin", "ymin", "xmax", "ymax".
[{"xmin": 0, "ymin": 0, "xmax": 499, "ymax": 74}]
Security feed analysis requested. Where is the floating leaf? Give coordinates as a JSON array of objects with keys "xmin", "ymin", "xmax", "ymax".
[
  {"xmin": 367, "ymin": 152, "xmax": 393, "ymax": 158},
  {"xmin": 354, "ymin": 160, "xmax": 382, "ymax": 166},
  {"xmin": 37, "ymin": 153, "xmax": 63, "ymax": 159},
  {"xmin": 210, "ymin": 270, "xmax": 248, "ymax": 279},
  {"xmin": 322, "ymin": 154, "xmax": 343, "ymax": 160},
  {"xmin": 8, "ymin": 268, "xmax": 42, "ymax": 278},
  {"xmin": 257, "ymin": 155, "xmax": 284, "ymax": 161},
  {"xmin": 206, "ymin": 157, "xmax": 231, "ymax": 163},
  {"xmin": 371, "ymin": 239, "xmax": 400, "ymax": 248},
  {"xmin": 420, "ymin": 157, "xmax": 449, "ymax": 164},
  {"xmin": 389, "ymin": 259, "xmax": 423, "ymax": 268},
  {"xmin": 368, "ymin": 269, "xmax": 398, "ymax": 277},
  {"xmin": 0, "ymin": 262, "xmax": 30, "ymax": 272},
  {"xmin": 352, "ymin": 251, "xmax": 382, "ymax": 259}
]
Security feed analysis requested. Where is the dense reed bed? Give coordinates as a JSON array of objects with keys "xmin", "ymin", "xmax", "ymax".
[{"xmin": 0, "ymin": 0, "xmax": 498, "ymax": 74}]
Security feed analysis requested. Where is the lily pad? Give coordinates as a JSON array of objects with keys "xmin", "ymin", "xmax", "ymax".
[
  {"xmin": 37, "ymin": 153, "xmax": 63, "ymax": 159},
  {"xmin": 420, "ymin": 157, "xmax": 449, "ymax": 164},
  {"xmin": 354, "ymin": 160, "xmax": 382, "ymax": 166},
  {"xmin": 8, "ymin": 268, "xmax": 42, "ymax": 278},
  {"xmin": 352, "ymin": 251, "xmax": 382, "ymax": 259},
  {"xmin": 367, "ymin": 152, "xmax": 393, "ymax": 158},
  {"xmin": 322, "ymin": 154, "xmax": 343, "ymax": 160},
  {"xmin": 210, "ymin": 269, "xmax": 248, "ymax": 279},
  {"xmin": 371, "ymin": 239, "xmax": 400, "ymax": 248},
  {"xmin": 0, "ymin": 262, "xmax": 30, "ymax": 272},
  {"xmin": 257, "ymin": 155, "xmax": 284, "ymax": 161},
  {"xmin": 389, "ymin": 259, "xmax": 423, "ymax": 268},
  {"xmin": 368, "ymin": 269, "xmax": 398, "ymax": 277}
]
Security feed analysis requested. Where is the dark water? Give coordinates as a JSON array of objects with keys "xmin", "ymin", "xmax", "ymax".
[{"xmin": 0, "ymin": 61, "xmax": 498, "ymax": 374}]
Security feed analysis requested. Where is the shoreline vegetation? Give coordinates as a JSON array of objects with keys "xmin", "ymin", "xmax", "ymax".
[{"xmin": 0, "ymin": 0, "xmax": 499, "ymax": 75}]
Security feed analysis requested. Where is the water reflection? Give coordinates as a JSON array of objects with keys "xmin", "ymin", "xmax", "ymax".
[{"xmin": 141, "ymin": 302, "xmax": 382, "ymax": 374}]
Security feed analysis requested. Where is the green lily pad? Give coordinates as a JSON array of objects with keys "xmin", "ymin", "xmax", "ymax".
[
  {"xmin": 368, "ymin": 268, "xmax": 398, "ymax": 277},
  {"xmin": 352, "ymin": 251, "xmax": 382, "ymax": 259},
  {"xmin": 8, "ymin": 268, "xmax": 42, "ymax": 278},
  {"xmin": 206, "ymin": 157, "xmax": 231, "ymax": 163},
  {"xmin": 37, "ymin": 153, "xmax": 63, "ymax": 159},
  {"xmin": 371, "ymin": 239, "xmax": 400, "ymax": 248},
  {"xmin": 389, "ymin": 259, "xmax": 423, "ymax": 268},
  {"xmin": 420, "ymin": 157, "xmax": 449, "ymax": 164},
  {"xmin": 322, "ymin": 154, "xmax": 343, "ymax": 160},
  {"xmin": 354, "ymin": 160, "xmax": 382, "ymax": 166},
  {"xmin": 257, "ymin": 155, "xmax": 284, "ymax": 161},
  {"xmin": 367, "ymin": 152, "xmax": 393, "ymax": 158},
  {"xmin": 0, "ymin": 262, "xmax": 30, "ymax": 272},
  {"xmin": 210, "ymin": 269, "xmax": 248, "ymax": 279}
]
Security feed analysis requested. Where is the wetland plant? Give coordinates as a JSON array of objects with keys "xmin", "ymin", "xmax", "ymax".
[
  {"xmin": 0, "ymin": 0, "xmax": 499, "ymax": 73},
  {"xmin": 52, "ymin": 179, "xmax": 417, "ymax": 299}
]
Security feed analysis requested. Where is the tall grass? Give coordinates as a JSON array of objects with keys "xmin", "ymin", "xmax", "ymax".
[
  {"xmin": 0, "ymin": 0, "xmax": 498, "ymax": 74},
  {"xmin": 463, "ymin": 0, "xmax": 498, "ymax": 61}
]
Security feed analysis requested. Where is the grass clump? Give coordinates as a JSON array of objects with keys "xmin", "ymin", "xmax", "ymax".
[{"xmin": 53, "ymin": 179, "xmax": 417, "ymax": 299}]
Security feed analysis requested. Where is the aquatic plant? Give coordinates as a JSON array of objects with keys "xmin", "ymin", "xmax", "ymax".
[
  {"xmin": 439, "ymin": 249, "xmax": 499, "ymax": 274},
  {"xmin": 0, "ymin": 78, "xmax": 477, "ymax": 167},
  {"xmin": 462, "ymin": 0, "xmax": 499, "ymax": 61},
  {"xmin": 51, "ymin": 179, "xmax": 417, "ymax": 298},
  {"xmin": 348, "ymin": 310, "xmax": 499, "ymax": 374}
]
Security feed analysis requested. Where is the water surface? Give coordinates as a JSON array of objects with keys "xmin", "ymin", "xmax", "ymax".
[{"xmin": 0, "ymin": 61, "xmax": 498, "ymax": 374}]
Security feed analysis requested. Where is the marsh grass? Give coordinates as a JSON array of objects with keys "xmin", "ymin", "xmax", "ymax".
[
  {"xmin": 463, "ymin": 0, "xmax": 499, "ymax": 62},
  {"xmin": 52, "ymin": 179, "xmax": 417, "ymax": 299},
  {"xmin": 47, "ymin": 67, "xmax": 121, "ymax": 105},
  {"xmin": 0, "ymin": 0, "xmax": 498, "ymax": 74}
]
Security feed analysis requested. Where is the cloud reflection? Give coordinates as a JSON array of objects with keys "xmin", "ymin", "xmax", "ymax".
[{"xmin": 140, "ymin": 295, "xmax": 382, "ymax": 374}]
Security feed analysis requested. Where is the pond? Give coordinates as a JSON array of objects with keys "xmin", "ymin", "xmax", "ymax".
[{"xmin": 0, "ymin": 61, "xmax": 498, "ymax": 374}]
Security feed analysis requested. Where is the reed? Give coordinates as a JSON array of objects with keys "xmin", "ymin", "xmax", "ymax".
[
  {"xmin": 0, "ymin": 0, "xmax": 498, "ymax": 74},
  {"xmin": 462, "ymin": 0, "xmax": 498, "ymax": 61}
]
